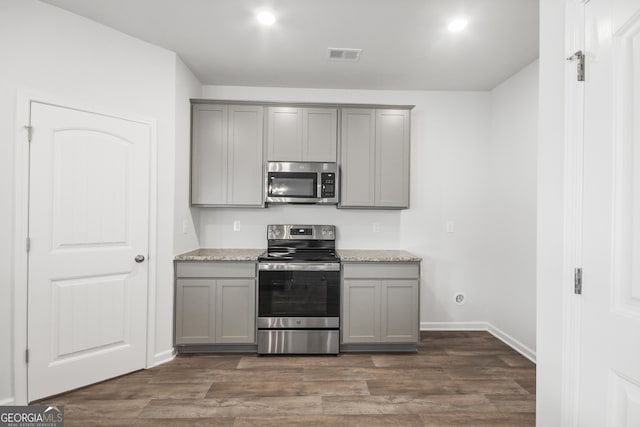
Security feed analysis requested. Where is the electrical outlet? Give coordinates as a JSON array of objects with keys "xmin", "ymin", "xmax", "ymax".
[
  {"xmin": 182, "ymin": 219, "xmax": 188, "ymax": 234},
  {"xmin": 233, "ymin": 220, "xmax": 241, "ymax": 231},
  {"xmin": 446, "ymin": 221, "xmax": 455, "ymax": 233},
  {"xmin": 373, "ymin": 222, "xmax": 381, "ymax": 233}
]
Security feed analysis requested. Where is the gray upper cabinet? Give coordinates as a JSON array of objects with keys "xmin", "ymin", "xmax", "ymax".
[
  {"xmin": 267, "ymin": 106, "xmax": 337, "ymax": 162},
  {"xmin": 191, "ymin": 103, "xmax": 264, "ymax": 206},
  {"xmin": 267, "ymin": 107, "xmax": 301, "ymax": 161},
  {"xmin": 227, "ymin": 105, "xmax": 264, "ymax": 205},
  {"xmin": 192, "ymin": 104, "xmax": 228, "ymax": 205},
  {"xmin": 340, "ymin": 109, "xmax": 376, "ymax": 207},
  {"xmin": 340, "ymin": 108, "xmax": 410, "ymax": 209},
  {"xmin": 303, "ymin": 108, "xmax": 338, "ymax": 161},
  {"xmin": 375, "ymin": 109, "xmax": 410, "ymax": 208}
]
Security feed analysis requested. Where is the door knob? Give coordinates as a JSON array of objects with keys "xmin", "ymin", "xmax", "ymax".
[{"xmin": 135, "ymin": 255, "xmax": 145, "ymax": 263}]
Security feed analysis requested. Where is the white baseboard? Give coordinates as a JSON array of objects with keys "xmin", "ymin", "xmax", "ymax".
[
  {"xmin": 486, "ymin": 323, "xmax": 536, "ymax": 363},
  {"xmin": 421, "ymin": 321, "xmax": 536, "ymax": 363},
  {"xmin": 421, "ymin": 321, "xmax": 490, "ymax": 331},
  {"xmin": 0, "ymin": 397, "xmax": 15, "ymax": 405},
  {"xmin": 148, "ymin": 348, "xmax": 176, "ymax": 368}
]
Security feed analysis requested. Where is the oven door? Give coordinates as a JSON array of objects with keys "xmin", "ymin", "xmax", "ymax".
[{"xmin": 258, "ymin": 263, "xmax": 340, "ymax": 319}]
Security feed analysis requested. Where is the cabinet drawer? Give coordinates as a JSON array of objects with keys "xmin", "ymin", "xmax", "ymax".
[
  {"xmin": 343, "ymin": 263, "xmax": 419, "ymax": 279},
  {"xmin": 176, "ymin": 262, "xmax": 256, "ymax": 278}
]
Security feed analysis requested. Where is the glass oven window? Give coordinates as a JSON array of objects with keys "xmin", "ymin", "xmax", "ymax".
[
  {"xmin": 268, "ymin": 172, "xmax": 317, "ymax": 198},
  {"xmin": 259, "ymin": 270, "xmax": 340, "ymax": 317}
]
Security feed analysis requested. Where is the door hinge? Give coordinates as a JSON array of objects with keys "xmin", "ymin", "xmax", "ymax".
[
  {"xmin": 566, "ymin": 50, "xmax": 585, "ymax": 82},
  {"xmin": 25, "ymin": 349, "xmax": 29, "ymax": 364},
  {"xmin": 26, "ymin": 237, "xmax": 31, "ymax": 253},
  {"xmin": 24, "ymin": 125, "xmax": 33, "ymax": 142},
  {"xmin": 574, "ymin": 267, "xmax": 582, "ymax": 295}
]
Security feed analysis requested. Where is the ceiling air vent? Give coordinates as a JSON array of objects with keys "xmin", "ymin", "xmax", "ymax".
[{"xmin": 327, "ymin": 48, "xmax": 362, "ymax": 62}]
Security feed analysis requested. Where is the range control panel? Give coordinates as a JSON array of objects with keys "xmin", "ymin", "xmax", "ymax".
[{"xmin": 267, "ymin": 224, "xmax": 336, "ymax": 241}]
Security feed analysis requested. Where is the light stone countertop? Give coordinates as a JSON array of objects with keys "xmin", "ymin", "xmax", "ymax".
[
  {"xmin": 175, "ymin": 248, "xmax": 422, "ymax": 262},
  {"xmin": 337, "ymin": 249, "xmax": 422, "ymax": 262},
  {"xmin": 174, "ymin": 248, "xmax": 265, "ymax": 261}
]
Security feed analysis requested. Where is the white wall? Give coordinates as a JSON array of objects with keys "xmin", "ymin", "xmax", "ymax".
[
  {"xmin": 537, "ymin": 0, "xmax": 567, "ymax": 423},
  {"xmin": 0, "ymin": 0, "xmax": 178, "ymax": 403},
  {"xmin": 200, "ymin": 85, "xmax": 495, "ymax": 330},
  {"xmin": 485, "ymin": 60, "xmax": 539, "ymax": 356},
  {"xmin": 158, "ymin": 56, "xmax": 202, "ymax": 365},
  {"xmin": 173, "ymin": 57, "xmax": 201, "ymax": 255}
]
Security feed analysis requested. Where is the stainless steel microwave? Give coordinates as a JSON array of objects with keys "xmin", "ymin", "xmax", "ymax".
[{"xmin": 265, "ymin": 161, "xmax": 338, "ymax": 204}]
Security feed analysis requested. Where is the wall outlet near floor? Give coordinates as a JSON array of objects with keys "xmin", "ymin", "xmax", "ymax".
[
  {"xmin": 233, "ymin": 220, "xmax": 241, "ymax": 231},
  {"xmin": 454, "ymin": 293, "xmax": 466, "ymax": 305}
]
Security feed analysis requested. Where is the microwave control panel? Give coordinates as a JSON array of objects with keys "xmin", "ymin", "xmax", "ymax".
[{"xmin": 320, "ymin": 173, "xmax": 335, "ymax": 198}]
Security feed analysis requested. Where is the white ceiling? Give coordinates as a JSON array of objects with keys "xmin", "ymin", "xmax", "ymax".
[{"xmin": 40, "ymin": 0, "xmax": 539, "ymax": 91}]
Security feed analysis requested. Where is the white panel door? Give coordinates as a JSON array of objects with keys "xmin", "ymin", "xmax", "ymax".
[
  {"xmin": 578, "ymin": 0, "xmax": 640, "ymax": 425},
  {"xmin": 27, "ymin": 102, "xmax": 150, "ymax": 401}
]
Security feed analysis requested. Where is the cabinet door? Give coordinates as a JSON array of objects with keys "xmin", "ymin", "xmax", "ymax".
[
  {"xmin": 342, "ymin": 280, "xmax": 380, "ymax": 343},
  {"xmin": 191, "ymin": 104, "xmax": 228, "ymax": 205},
  {"xmin": 175, "ymin": 279, "xmax": 216, "ymax": 344},
  {"xmin": 303, "ymin": 108, "xmax": 337, "ymax": 161},
  {"xmin": 375, "ymin": 109, "xmax": 410, "ymax": 208},
  {"xmin": 381, "ymin": 279, "xmax": 419, "ymax": 343},
  {"xmin": 267, "ymin": 107, "xmax": 302, "ymax": 161},
  {"xmin": 340, "ymin": 109, "xmax": 375, "ymax": 207},
  {"xmin": 228, "ymin": 105, "xmax": 264, "ymax": 206},
  {"xmin": 215, "ymin": 279, "xmax": 256, "ymax": 343}
]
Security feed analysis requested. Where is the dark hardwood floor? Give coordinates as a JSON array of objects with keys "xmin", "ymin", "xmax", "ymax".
[{"xmin": 38, "ymin": 331, "xmax": 536, "ymax": 426}]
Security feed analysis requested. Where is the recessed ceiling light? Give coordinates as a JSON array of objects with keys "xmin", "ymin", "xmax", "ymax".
[
  {"xmin": 256, "ymin": 10, "xmax": 276, "ymax": 26},
  {"xmin": 448, "ymin": 17, "xmax": 468, "ymax": 32}
]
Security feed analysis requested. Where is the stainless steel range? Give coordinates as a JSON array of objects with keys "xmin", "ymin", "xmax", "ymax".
[{"xmin": 257, "ymin": 224, "xmax": 340, "ymax": 355}]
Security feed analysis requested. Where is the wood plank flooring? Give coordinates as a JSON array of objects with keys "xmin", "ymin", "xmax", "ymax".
[{"xmin": 37, "ymin": 331, "xmax": 536, "ymax": 426}]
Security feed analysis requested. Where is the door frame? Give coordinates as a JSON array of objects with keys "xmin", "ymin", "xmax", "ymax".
[
  {"xmin": 12, "ymin": 90, "xmax": 159, "ymax": 404},
  {"xmin": 560, "ymin": 0, "xmax": 588, "ymax": 424}
]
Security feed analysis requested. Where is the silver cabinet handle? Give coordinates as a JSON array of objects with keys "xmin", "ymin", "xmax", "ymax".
[{"xmin": 135, "ymin": 255, "xmax": 145, "ymax": 263}]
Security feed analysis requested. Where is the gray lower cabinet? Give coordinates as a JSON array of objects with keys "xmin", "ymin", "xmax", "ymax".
[
  {"xmin": 191, "ymin": 103, "xmax": 264, "ymax": 206},
  {"xmin": 175, "ymin": 261, "xmax": 256, "ymax": 348},
  {"xmin": 342, "ymin": 262, "xmax": 419, "ymax": 348},
  {"xmin": 340, "ymin": 108, "xmax": 410, "ymax": 209}
]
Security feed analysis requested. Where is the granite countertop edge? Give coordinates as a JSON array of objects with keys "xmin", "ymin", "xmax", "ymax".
[
  {"xmin": 174, "ymin": 248, "xmax": 265, "ymax": 261},
  {"xmin": 175, "ymin": 248, "xmax": 422, "ymax": 262},
  {"xmin": 337, "ymin": 249, "xmax": 422, "ymax": 262}
]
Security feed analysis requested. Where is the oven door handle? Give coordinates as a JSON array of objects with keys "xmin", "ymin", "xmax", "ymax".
[{"xmin": 259, "ymin": 262, "xmax": 341, "ymax": 271}]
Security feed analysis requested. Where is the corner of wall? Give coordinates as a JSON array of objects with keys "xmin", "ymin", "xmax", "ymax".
[{"xmin": 484, "ymin": 60, "xmax": 539, "ymax": 354}]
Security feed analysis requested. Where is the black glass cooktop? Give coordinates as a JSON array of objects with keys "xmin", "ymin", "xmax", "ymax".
[{"xmin": 258, "ymin": 249, "xmax": 339, "ymax": 263}]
